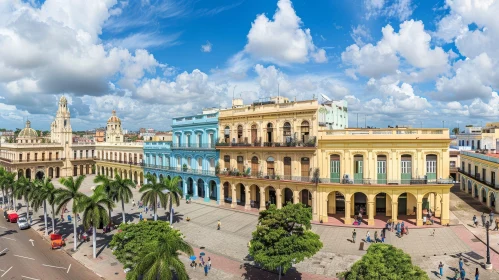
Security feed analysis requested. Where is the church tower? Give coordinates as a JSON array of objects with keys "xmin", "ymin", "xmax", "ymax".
[
  {"xmin": 50, "ymin": 96, "xmax": 73, "ymax": 144},
  {"xmin": 106, "ymin": 110, "xmax": 124, "ymax": 143}
]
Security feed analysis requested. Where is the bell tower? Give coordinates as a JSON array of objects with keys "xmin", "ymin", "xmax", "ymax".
[{"xmin": 51, "ymin": 96, "xmax": 73, "ymax": 144}]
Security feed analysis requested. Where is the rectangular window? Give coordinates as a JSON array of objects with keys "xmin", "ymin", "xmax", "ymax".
[
  {"xmin": 237, "ymin": 156, "xmax": 244, "ymax": 172},
  {"xmin": 401, "ymin": 161, "xmax": 412, "ymax": 174},
  {"xmin": 450, "ymin": 161, "xmax": 456, "ymax": 168},
  {"xmin": 377, "ymin": 161, "xmax": 386, "ymax": 174},
  {"xmin": 426, "ymin": 161, "xmax": 436, "ymax": 173},
  {"xmin": 224, "ymin": 155, "xmax": 230, "ymax": 169},
  {"xmin": 355, "ymin": 161, "xmax": 363, "ymax": 174},
  {"xmin": 492, "ymin": 171, "xmax": 496, "ymax": 187},
  {"xmin": 483, "ymin": 168, "xmax": 486, "ymax": 182},
  {"xmin": 468, "ymin": 163, "xmax": 471, "ymax": 173},
  {"xmin": 331, "ymin": 160, "xmax": 340, "ymax": 174}
]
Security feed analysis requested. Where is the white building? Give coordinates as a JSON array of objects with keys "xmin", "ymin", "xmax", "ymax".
[{"xmin": 456, "ymin": 123, "xmax": 499, "ymax": 150}]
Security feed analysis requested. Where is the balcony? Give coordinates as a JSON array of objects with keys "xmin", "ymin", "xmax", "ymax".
[
  {"xmin": 172, "ymin": 143, "xmax": 216, "ymax": 149},
  {"xmin": 0, "ymin": 157, "xmax": 64, "ymax": 164},
  {"xmin": 70, "ymin": 156, "xmax": 97, "ymax": 161},
  {"xmin": 143, "ymin": 163, "xmax": 216, "ymax": 176},
  {"xmin": 96, "ymin": 159, "xmax": 144, "ymax": 166},
  {"xmin": 219, "ymin": 170, "xmax": 453, "ymax": 185},
  {"xmin": 216, "ymin": 137, "xmax": 316, "ymax": 148},
  {"xmin": 459, "ymin": 168, "xmax": 498, "ymax": 189}
]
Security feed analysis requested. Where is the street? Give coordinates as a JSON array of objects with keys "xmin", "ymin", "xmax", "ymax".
[{"xmin": 0, "ymin": 211, "xmax": 101, "ymax": 280}]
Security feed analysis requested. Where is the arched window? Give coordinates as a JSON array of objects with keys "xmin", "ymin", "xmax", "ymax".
[
  {"xmin": 266, "ymin": 123, "xmax": 273, "ymax": 144},
  {"xmin": 251, "ymin": 156, "xmax": 259, "ymax": 176},
  {"xmin": 224, "ymin": 155, "xmax": 230, "ymax": 169},
  {"xmin": 224, "ymin": 126, "xmax": 230, "ymax": 143},
  {"xmin": 301, "ymin": 121, "xmax": 310, "ymax": 142},
  {"xmin": 237, "ymin": 156, "xmax": 244, "ymax": 172},
  {"xmin": 251, "ymin": 124, "xmax": 259, "ymax": 145},
  {"xmin": 283, "ymin": 122, "xmax": 291, "ymax": 141},
  {"xmin": 237, "ymin": 125, "xmax": 243, "ymax": 143},
  {"xmin": 267, "ymin": 157, "xmax": 275, "ymax": 176}
]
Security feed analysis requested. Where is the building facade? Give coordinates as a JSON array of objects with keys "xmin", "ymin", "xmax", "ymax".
[
  {"xmin": 458, "ymin": 151, "xmax": 499, "ymax": 213},
  {"xmin": 456, "ymin": 123, "xmax": 499, "ymax": 150},
  {"xmin": 0, "ymin": 97, "xmax": 95, "ymax": 179},
  {"xmin": 144, "ymin": 109, "xmax": 220, "ymax": 203}
]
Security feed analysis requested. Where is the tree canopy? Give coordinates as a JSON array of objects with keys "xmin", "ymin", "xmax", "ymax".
[
  {"xmin": 249, "ymin": 203, "xmax": 323, "ymax": 274},
  {"xmin": 339, "ymin": 243, "xmax": 429, "ymax": 280}
]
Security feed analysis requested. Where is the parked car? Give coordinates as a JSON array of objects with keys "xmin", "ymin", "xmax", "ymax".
[
  {"xmin": 50, "ymin": 233, "xmax": 65, "ymax": 250},
  {"xmin": 4, "ymin": 210, "xmax": 18, "ymax": 223},
  {"xmin": 17, "ymin": 217, "xmax": 30, "ymax": 230}
]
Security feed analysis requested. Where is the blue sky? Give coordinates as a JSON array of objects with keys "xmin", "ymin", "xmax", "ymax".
[{"xmin": 0, "ymin": 0, "xmax": 497, "ymax": 131}]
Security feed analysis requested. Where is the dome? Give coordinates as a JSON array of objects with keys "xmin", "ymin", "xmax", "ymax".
[
  {"xmin": 59, "ymin": 96, "xmax": 67, "ymax": 104},
  {"xmin": 18, "ymin": 120, "xmax": 38, "ymax": 138},
  {"xmin": 107, "ymin": 110, "xmax": 121, "ymax": 123}
]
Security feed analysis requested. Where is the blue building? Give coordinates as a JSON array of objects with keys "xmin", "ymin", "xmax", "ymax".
[{"xmin": 143, "ymin": 109, "xmax": 220, "ymax": 204}]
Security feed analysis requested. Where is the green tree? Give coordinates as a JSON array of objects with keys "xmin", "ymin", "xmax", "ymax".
[
  {"xmin": 111, "ymin": 174, "xmax": 134, "ymax": 223},
  {"xmin": 452, "ymin": 127, "xmax": 460, "ymax": 135},
  {"xmin": 0, "ymin": 168, "xmax": 16, "ymax": 208},
  {"xmin": 14, "ymin": 176, "xmax": 34, "ymax": 222},
  {"xmin": 249, "ymin": 203, "xmax": 323, "ymax": 276},
  {"xmin": 55, "ymin": 175, "xmax": 86, "ymax": 252},
  {"xmin": 31, "ymin": 178, "xmax": 57, "ymax": 235},
  {"xmin": 77, "ymin": 189, "xmax": 114, "ymax": 259},
  {"xmin": 339, "ymin": 244, "xmax": 429, "ymax": 280},
  {"xmin": 139, "ymin": 173, "xmax": 168, "ymax": 221},
  {"xmin": 94, "ymin": 174, "xmax": 115, "ymax": 220},
  {"xmin": 109, "ymin": 221, "xmax": 193, "ymax": 280},
  {"xmin": 162, "ymin": 176, "xmax": 182, "ymax": 224}
]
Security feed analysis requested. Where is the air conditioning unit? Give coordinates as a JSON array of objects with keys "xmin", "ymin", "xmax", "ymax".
[{"xmin": 222, "ymin": 168, "xmax": 228, "ymax": 172}]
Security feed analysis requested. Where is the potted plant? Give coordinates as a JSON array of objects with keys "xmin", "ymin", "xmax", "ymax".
[
  {"xmin": 215, "ymin": 163, "xmax": 220, "ymax": 175},
  {"xmin": 182, "ymin": 164, "xmax": 188, "ymax": 171}
]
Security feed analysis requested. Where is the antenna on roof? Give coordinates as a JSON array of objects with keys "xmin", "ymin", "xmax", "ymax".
[{"xmin": 321, "ymin": 93, "xmax": 332, "ymax": 102}]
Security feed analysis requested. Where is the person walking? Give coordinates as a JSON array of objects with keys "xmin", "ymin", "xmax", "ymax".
[
  {"xmin": 495, "ymin": 217, "xmax": 499, "ymax": 231},
  {"xmin": 490, "ymin": 211, "xmax": 494, "ymax": 225},
  {"xmin": 481, "ymin": 212, "xmax": 486, "ymax": 227},
  {"xmin": 460, "ymin": 268, "xmax": 466, "ymax": 280},
  {"xmin": 208, "ymin": 257, "xmax": 211, "ymax": 270},
  {"xmin": 475, "ymin": 267, "xmax": 479, "ymax": 280},
  {"xmin": 217, "ymin": 220, "xmax": 221, "ymax": 230},
  {"xmin": 132, "ymin": 199, "xmax": 135, "ymax": 207},
  {"xmin": 459, "ymin": 258, "xmax": 464, "ymax": 271},
  {"xmin": 204, "ymin": 263, "xmax": 209, "ymax": 276},
  {"xmin": 139, "ymin": 212, "xmax": 143, "ymax": 221},
  {"xmin": 473, "ymin": 215, "xmax": 478, "ymax": 227},
  {"xmin": 366, "ymin": 231, "xmax": 371, "ymax": 243},
  {"xmin": 374, "ymin": 231, "xmax": 378, "ymax": 243},
  {"xmin": 352, "ymin": 229, "xmax": 356, "ymax": 243},
  {"xmin": 391, "ymin": 220, "xmax": 394, "ymax": 232},
  {"xmin": 381, "ymin": 229, "xmax": 385, "ymax": 243},
  {"xmin": 438, "ymin": 262, "xmax": 444, "ymax": 277},
  {"xmin": 145, "ymin": 206, "xmax": 148, "ymax": 214}
]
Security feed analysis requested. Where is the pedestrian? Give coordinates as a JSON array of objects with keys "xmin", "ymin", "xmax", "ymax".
[
  {"xmin": 495, "ymin": 218, "xmax": 499, "ymax": 231},
  {"xmin": 391, "ymin": 220, "xmax": 394, "ymax": 232},
  {"xmin": 374, "ymin": 231, "xmax": 378, "ymax": 243},
  {"xmin": 459, "ymin": 258, "xmax": 464, "ymax": 271},
  {"xmin": 481, "ymin": 212, "xmax": 486, "ymax": 227},
  {"xmin": 217, "ymin": 220, "xmax": 221, "ymax": 230},
  {"xmin": 61, "ymin": 214, "xmax": 64, "ymax": 222},
  {"xmin": 29, "ymin": 216, "xmax": 32, "ymax": 224},
  {"xmin": 191, "ymin": 260, "xmax": 196, "ymax": 270},
  {"xmin": 139, "ymin": 212, "xmax": 143, "ymax": 221},
  {"xmin": 432, "ymin": 229, "xmax": 435, "ymax": 237},
  {"xmin": 473, "ymin": 215, "xmax": 478, "ymax": 227},
  {"xmin": 490, "ymin": 211, "xmax": 494, "ymax": 224},
  {"xmin": 438, "ymin": 262, "xmax": 444, "ymax": 277},
  {"xmin": 352, "ymin": 229, "xmax": 356, "ymax": 243},
  {"xmin": 208, "ymin": 257, "xmax": 211, "ymax": 270},
  {"xmin": 453, "ymin": 268, "xmax": 459, "ymax": 280},
  {"xmin": 381, "ymin": 229, "xmax": 385, "ymax": 243},
  {"xmin": 204, "ymin": 263, "xmax": 209, "ymax": 276},
  {"xmin": 132, "ymin": 199, "xmax": 135, "ymax": 207},
  {"xmin": 475, "ymin": 267, "xmax": 479, "ymax": 280},
  {"xmin": 460, "ymin": 268, "xmax": 466, "ymax": 280},
  {"xmin": 145, "ymin": 206, "xmax": 148, "ymax": 213},
  {"xmin": 200, "ymin": 255, "xmax": 204, "ymax": 265},
  {"xmin": 366, "ymin": 231, "xmax": 371, "ymax": 243}
]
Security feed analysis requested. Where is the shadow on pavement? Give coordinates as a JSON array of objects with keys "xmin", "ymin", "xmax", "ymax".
[{"xmin": 241, "ymin": 264, "xmax": 304, "ymax": 280}]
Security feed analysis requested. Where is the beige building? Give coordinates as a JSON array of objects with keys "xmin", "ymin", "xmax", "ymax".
[{"xmin": 0, "ymin": 97, "xmax": 95, "ymax": 179}]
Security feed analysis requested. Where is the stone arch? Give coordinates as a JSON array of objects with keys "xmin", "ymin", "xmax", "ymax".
[
  {"xmin": 198, "ymin": 178, "xmax": 205, "ymax": 199},
  {"xmin": 35, "ymin": 170, "xmax": 44, "ymax": 180},
  {"xmin": 300, "ymin": 120, "xmax": 310, "ymax": 143},
  {"xmin": 373, "ymin": 192, "xmax": 392, "ymax": 215},
  {"xmin": 422, "ymin": 192, "xmax": 442, "ymax": 217},
  {"xmin": 48, "ymin": 167, "xmax": 54, "ymax": 178},
  {"xmin": 300, "ymin": 188, "xmax": 312, "ymax": 207},
  {"xmin": 223, "ymin": 182, "xmax": 230, "ymax": 202},
  {"xmin": 208, "ymin": 180, "xmax": 217, "ymax": 201},
  {"xmin": 397, "ymin": 192, "xmax": 418, "ymax": 216},
  {"xmin": 327, "ymin": 190, "xmax": 345, "ymax": 214},
  {"xmin": 489, "ymin": 191, "xmax": 496, "ymax": 208},
  {"xmin": 265, "ymin": 185, "xmax": 277, "ymax": 206},
  {"xmin": 187, "ymin": 177, "xmax": 194, "ymax": 196},
  {"xmin": 18, "ymin": 169, "xmax": 24, "ymax": 178},
  {"xmin": 250, "ymin": 184, "xmax": 260, "ymax": 208},
  {"xmin": 283, "ymin": 187, "xmax": 293, "ymax": 205},
  {"xmin": 481, "ymin": 187, "xmax": 487, "ymax": 203},
  {"xmin": 350, "ymin": 191, "xmax": 368, "ymax": 215},
  {"xmin": 474, "ymin": 184, "xmax": 479, "ymax": 199}
]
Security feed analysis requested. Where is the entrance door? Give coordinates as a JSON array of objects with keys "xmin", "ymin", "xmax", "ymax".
[
  {"xmin": 330, "ymin": 155, "xmax": 340, "ymax": 183},
  {"xmin": 398, "ymin": 194, "xmax": 407, "ymax": 215},
  {"xmin": 377, "ymin": 155, "xmax": 387, "ymax": 184},
  {"xmin": 284, "ymin": 157, "xmax": 291, "ymax": 180},
  {"xmin": 354, "ymin": 155, "xmax": 363, "ymax": 184},
  {"xmin": 301, "ymin": 158, "xmax": 310, "ymax": 181}
]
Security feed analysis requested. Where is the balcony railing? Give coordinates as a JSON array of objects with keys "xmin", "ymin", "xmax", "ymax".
[
  {"xmin": 172, "ymin": 143, "xmax": 216, "ymax": 149},
  {"xmin": 216, "ymin": 138, "xmax": 316, "ymax": 148},
  {"xmin": 143, "ymin": 163, "xmax": 216, "ymax": 176},
  {"xmin": 0, "ymin": 157, "xmax": 63, "ymax": 163},
  {"xmin": 70, "ymin": 156, "xmax": 97, "ymax": 161},
  {"xmin": 219, "ymin": 170, "xmax": 453, "ymax": 185},
  {"xmin": 96, "ymin": 159, "xmax": 144, "ymax": 166},
  {"xmin": 459, "ymin": 168, "xmax": 498, "ymax": 189}
]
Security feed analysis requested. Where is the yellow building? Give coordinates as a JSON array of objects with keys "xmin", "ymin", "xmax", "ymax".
[
  {"xmin": 217, "ymin": 97, "xmax": 453, "ymax": 226},
  {"xmin": 459, "ymin": 151, "xmax": 499, "ymax": 213}
]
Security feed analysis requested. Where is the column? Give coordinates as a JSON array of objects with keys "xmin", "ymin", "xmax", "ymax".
[
  {"xmin": 312, "ymin": 190, "xmax": 318, "ymax": 221},
  {"xmin": 276, "ymin": 188, "xmax": 282, "ymax": 209},
  {"xmin": 204, "ymin": 183, "xmax": 210, "ymax": 202},
  {"xmin": 293, "ymin": 190, "xmax": 299, "ymax": 204},
  {"xmin": 368, "ymin": 201, "xmax": 375, "ymax": 226},
  {"xmin": 259, "ymin": 187, "xmax": 266, "ymax": 211},
  {"xmin": 244, "ymin": 185, "xmax": 251, "ymax": 210},
  {"xmin": 416, "ymin": 201, "xmax": 423, "ymax": 226},
  {"xmin": 218, "ymin": 183, "xmax": 223, "ymax": 205},
  {"xmin": 441, "ymin": 192, "xmax": 450, "ymax": 225},
  {"xmin": 392, "ymin": 201, "xmax": 398, "ymax": 223},
  {"xmin": 344, "ymin": 199, "xmax": 352, "ymax": 224},
  {"xmin": 193, "ymin": 181, "xmax": 198, "ymax": 199},
  {"xmin": 183, "ymin": 180, "xmax": 187, "ymax": 197},
  {"xmin": 231, "ymin": 184, "xmax": 237, "ymax": 208}
]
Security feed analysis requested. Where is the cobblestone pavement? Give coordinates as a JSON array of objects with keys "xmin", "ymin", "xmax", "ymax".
[{"xmin": 7, "ymin": 176, "xmax": 499, "ymax": 279}]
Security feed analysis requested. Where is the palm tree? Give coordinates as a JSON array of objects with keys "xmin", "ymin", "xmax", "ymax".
[
  {"xmin": 77, "ymin": 189, "xmax": 114, "ymax": 259},
  {"xmin": 14, "ymin": 176, "xmax": 34, "ymax": 222},
  {"xmin": 452, "ymin": 127, "xmax": 460, "ymax": 135},
  {"xmin": 94, "ymin": 174, "xmax": 116, "ymax": 222},
  {"xmin": 129, "ymin": 231, "xmax": 193, "ymax": 280},
  {"xmin": 31, "ymin": 178, "xmax": 57, "ymax": 235},
  {"xmin": 0, "ymin": 168, "xmax": 16, "ymax": 209},
  {"xmin": 112, "ymin": 174, "xmax": 134, "ymax": 223},
  {"xmin": 162, "ymin": 176, "xmax": 182, "ymax": 224},
  {"xmin": 55, "ymin": 175, "xmax": 86, "ymax": 252},
  {"xmin": 139, "ymin": 173, "xmax": 168, "ymax": 221}
]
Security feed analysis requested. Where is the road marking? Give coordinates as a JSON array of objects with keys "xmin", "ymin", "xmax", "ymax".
[
  {"xmin": 42, "ymin": 264, "xmax": 66, "ymax": 269},
  {"xmin": 67, "ymin": 264, "xmax": 71, "ymax": 274},
  {"xmin": 0, "ymin": 237, "xmax": 15, "ymax": 241},
  {"xmin": 0, "ymin": 226, "xmax": 7, "ymax": 229},
  {"xmin": 14, "ymin": 255, "xmax": 35, "ymax": 260},
  {"xmin": 21, "ymin": 276, "xmax": 40, "ymax": 280},
  {"xmin": 0, "ymin": 248, "xmax": 8, "ymax": 254},
  {"xmin": 29, "ymin": 239, "xmax": 34, "ymax": 246},
  {"xmin": 1, "ymin": 266, "xmax": 12, "ymax": 277}
]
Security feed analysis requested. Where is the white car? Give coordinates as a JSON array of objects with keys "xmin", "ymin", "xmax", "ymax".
[{"xmin": 17, "ymin": 217, "xmax": 30, "ymax": 230}]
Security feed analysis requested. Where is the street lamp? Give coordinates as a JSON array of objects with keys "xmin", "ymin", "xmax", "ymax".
[{"xmin": 485, "ymin": 221, "xmax": 493, "ymax": 269}]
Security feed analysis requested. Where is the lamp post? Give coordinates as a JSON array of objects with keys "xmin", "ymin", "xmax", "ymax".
[
  {"xmin": 485, "ymin": 221, "xmax": 493, "ymax": 269},
  {"xmin": 129, "ymin": 160, "xmax": 133, "ymax": 184}
]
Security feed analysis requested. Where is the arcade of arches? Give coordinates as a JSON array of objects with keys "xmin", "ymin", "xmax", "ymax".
[
  {"xmin": 96, "ymin": 163, "xmax": 144, "ymax": 185},
  {"xmin": 460, "ymin": 175, "xmax": 499, "ymax": 213},
  {"xmin": 219, "ymin": 178, "xmax": 451, "ymax": 226}
]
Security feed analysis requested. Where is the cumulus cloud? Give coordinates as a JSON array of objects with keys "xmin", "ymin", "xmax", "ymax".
[
  {"xmin": 201, "ymin": 41, "xmax": 212, "ymax": 52},
  {"xmin": 365, "ymin": 0, "xmax": 413, "ymax": 21},
  {"xmin": 244, "ymin": 0, "xmax": 327, "ymax": 65}
]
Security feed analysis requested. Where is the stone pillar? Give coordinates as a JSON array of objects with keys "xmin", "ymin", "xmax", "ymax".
[
  {"xmin": 441, "ymin": 192, "xmax": 450, "ymax": 225},
  {"xmin": 276, "ymin": 188, "xmax": 282, "ymax": 209},
  {"xmin": 368, "ymin": 201, "xmax": 375, "ymax": 226},
  {"xmin": 259, "ymin": 187, "xmax": 266, "ymax": 211},
  {"xmin": 193, "ymin": 181, "xmax": 198, "ymax": 199},
  {"xmin": 231, "ymin": 184, "xmax": 236, "ymax": 208},
  {"xmin": 244, "ymin": 185, "xmax": 250, "ymax": 210},
  {"xmin": 416, "ymin": 201, "xmax": 423, "ymax": 226},
  {"xmin": 312, "ymin": 190, "xmax": 318, "ymax": 221},
  {"xmin": 293, "ymin": 190, "xmax": 299, "ymax": 204},
  {"xmin": 204, "ymin": 183, "xmax": 210, "ymax": 202},
  {"xmin": 183, "ymin": 180, "xmax": 187, "ymax": 197},
  {"xmin": 344, "ymin": 199, "xmax": 352, "ymax": 225},
  {"xmin": 219, "ymin": 183, "xmax": 224, "ymax": 206},
  {"xmin": 392, "ymin": 202, "xmax": 398, "ymax": 223}
]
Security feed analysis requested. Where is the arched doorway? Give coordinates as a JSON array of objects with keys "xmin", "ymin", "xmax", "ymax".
[
  {"xmin": 80, "ymin": 165, "xmax": 83, "ymax": 175},
  {"xmin": 283, "ymin": 188, "xmax": 293, "ymax": 205},
  {"xmin": 327, "ymin": 191, "xmax": 345, "ymax": 214},
  {"xmin": 209, "ymin": 180, "xmax": 217, "ymax": 201},
  {"xmin": 26, "ymin": 169, "xmax": 31, "ymax": 180},
  {"xmin": 237, "ymin": 183, "xmax": 245, "ymax": 206},
  {"xmin": 283, "ymin": 122, "xmax": 291, "ymax": 142},
  {"xmin": 223, "ymin": 182, "xmax": 230, "ymax": 202},
  {"xmin": 461, "ymin": 180, "xmax": 465, "ymax": 191},
  {"xmin": 251, "ymin": 124, "xmax": 258, "ymax": 144},
  {"xmin": 398, "ymin": 192, "xmax": 417, "ymax": 216},
  {"xmin": 250, "ymin": 185, "xmax": 260, "ymax": 208},
  {"xmin": 48, "ymin": 167, "xmax": 53, "ymax": 178},
  {"xmin": 55, "ymin": 167, "xmax": 60, "ymax": 178},
  {"xmin": 73, "ymin": 166, "xmax": 77, "ymax": 176},
  {"xmin": 18, "ymin": 169, "xmax": 24, "ymax": 178},
  {"xmin": 251, "ymin": 156, "xmax": 259, "ymax": 176},
  {"xmin": 267, "ymin": 186, "xmax": 276, "ymax": 206},
  {"xmin": 187, "ymin": 178, "xmax": 194, "ymax": 196},
  {"xmin": 375, "ymin": 192, "xmax": 390, "ymax": 215},
  {"xmin": 468, "ymin": 180, "xmax": 472, "ymax": 194},
  {"xmin": 35, "ymin": 171, "xmax": 44, "ymax": 180},
  {"xmin": 300, "ymin": 189, "xmax": 312, "ymax": 207},
  {"xmin": 300, "ymin": 121, "xmax": 310, "ymax": 142},
  {"xmin": 352, "ymin": 192, "xmax": 367, "ymax": 215},
  {"xmin": 198, "ymin": 179, "xmax": 205, "ymax": 199},
  {"xmin": 159, "ymin": 174, "xmax": 164, "ymax": 181},
  {"xmin": 474, "ymin": 184, "xmax": 479, "ymax": 199},
  {"xmin": 237, "ymin": 125, "xmax": 243, "ymax": 143},
  {"xmin": 489, "ymin": 192, "xmax": 496, "ymax": 208},
  {"xmin": 482, "ymin": 187, "xmax": 487, "ymax": 203}
]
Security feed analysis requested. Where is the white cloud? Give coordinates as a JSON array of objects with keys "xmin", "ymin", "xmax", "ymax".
[
  {"xmin": 201, "ymin": 41, "xmax": 212, "ymax": 53},
  {"xmin": 350, "ymin": 24, "xmax": 372, "ymax": 46},
  {"xmin": 244, "ymin": 0, "xmax": 326, "ymax": 65},
  {"xmin": 365, "ymin": 0, "xmax": 413, "ymax": 21}
]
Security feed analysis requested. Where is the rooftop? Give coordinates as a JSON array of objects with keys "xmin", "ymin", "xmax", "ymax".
[{"xmin": 319, "ymin": 128, "xmax": 450, "ymax": 140}]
